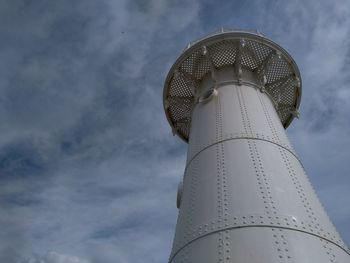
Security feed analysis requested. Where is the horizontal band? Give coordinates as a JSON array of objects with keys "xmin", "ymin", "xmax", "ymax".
[
  {"xmin": 185, "ymin": 133, "xmax": 301, "ymax": 174},
  {"xmin": 170, "ymin": 213, "xmax": 349, "ymax": 262}
]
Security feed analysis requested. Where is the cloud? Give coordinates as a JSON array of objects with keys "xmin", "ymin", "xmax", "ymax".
[
  {"xmin": 266, "ymin": 0, "xmax": 350, "ymax": 133},
  {"xmin": 23, "ymin": 252, "xmax": 89, "ymax": 263}
]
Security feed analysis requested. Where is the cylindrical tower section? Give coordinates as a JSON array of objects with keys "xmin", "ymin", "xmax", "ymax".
[{"xmin": 164, "ymin": 30, "xmax": 350, "ymax": 263}]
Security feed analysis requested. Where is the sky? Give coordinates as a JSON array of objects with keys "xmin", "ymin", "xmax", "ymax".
[{"xmin": 0, "ymin": 0, "xmax": 349, "ymax": 262}]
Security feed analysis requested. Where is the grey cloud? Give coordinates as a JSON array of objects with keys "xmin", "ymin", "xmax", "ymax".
[
  {"xmin": 22, "ymin": 251, "xmax": 89, "ymax": 263},
  {"xmin": 0, "ymin": 135, "xmax": 58, "ymax": 179},
  {"xmin": 1, "ymin": 1, "xmax": 198, "ymax": 262}
]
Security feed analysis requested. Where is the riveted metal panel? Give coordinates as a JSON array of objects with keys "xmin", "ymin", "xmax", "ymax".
[
  {"xmin": 258, "ymin": 89, "xmax": 294, "ymax": 149},
  {"xmin": 186, "ymin": 95, "xmax": 217, "ymax": 164},
  {"xmin": 170, "ymin": 77, "xmax": 349, "ymax": 261},
  {"xmin": 186, "ymin": 80, "xmax": 296, "ymax": 165},
  {"xmin": 171, "ymin": 227, "xmax": 349, "ymax": 263},
  {"xmin": 166, "ymin": 31, "xmax": 349, "ymax": 263},
  {"xmin": 222, "ymin": 139, "xmax": 268, "ymax": 215},
  {"xmin": 185, "ymin": 147, "xmax": 221, "ymax": 229}
]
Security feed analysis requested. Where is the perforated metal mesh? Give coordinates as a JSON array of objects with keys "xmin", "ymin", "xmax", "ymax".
[
  {"xmin": 164, "ymin": 31, "xmax": 301, "ymax": 142},
  {"xmin": 266, "ymin": 57, "xmax": 291, "ymax": 83},
  {"xmin": 208, "ymin": 40, "xmax": 237, "ymax": 68},
  {"xmin": 246, "ymin": 39, "xmax": 271, "ymax": 65},
  {"xmin": 193, "ymin": 55, "xmax": 211, "ymax": 80}
]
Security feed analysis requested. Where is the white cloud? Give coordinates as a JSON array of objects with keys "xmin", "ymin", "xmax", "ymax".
[{"xmin": 24, "ymin": 252, "xmax": 89, "ymax": 263}]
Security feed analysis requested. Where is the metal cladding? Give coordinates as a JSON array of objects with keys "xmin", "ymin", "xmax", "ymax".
[{"xmin": 163, "ymin": 30, "xmax": 350, "ymax": 262}]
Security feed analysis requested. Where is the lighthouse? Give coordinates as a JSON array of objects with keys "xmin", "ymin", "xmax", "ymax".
[{"xmin": 163, "ymin": 30, "xmax": 350, "ymax": 262}]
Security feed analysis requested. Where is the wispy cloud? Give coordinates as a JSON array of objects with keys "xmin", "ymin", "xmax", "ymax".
[{"xmin": 22, "ymin": 251, "xmax": 89, "ymax": 263}]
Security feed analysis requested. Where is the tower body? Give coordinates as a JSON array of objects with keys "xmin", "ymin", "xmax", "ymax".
[{"xmin": 163, "ymin": 30, "xmax": 350, "ymax": 263}]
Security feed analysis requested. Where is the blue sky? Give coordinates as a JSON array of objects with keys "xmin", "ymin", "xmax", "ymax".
[{"xmin": 0, "ymin": 0, "xmax": 349, "ymax": 262}]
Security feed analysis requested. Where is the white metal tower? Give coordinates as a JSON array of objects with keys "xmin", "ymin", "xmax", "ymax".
[{"xmin": 163, "ymin": 30, "xmax": 350, "ymax": 262}]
